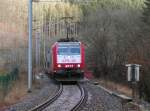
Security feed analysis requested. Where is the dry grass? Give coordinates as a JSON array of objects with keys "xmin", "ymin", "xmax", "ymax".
[
  {"xmin": 0, "ymin": 69, "xmax": 7, "ymax": 75},
  {"xmin": 94, "ymin": 79, "xmax": 132, "ymax": 97},
  {"xmin": 0, "ymin": 73, "xmax": 28, "ymax": 108}
]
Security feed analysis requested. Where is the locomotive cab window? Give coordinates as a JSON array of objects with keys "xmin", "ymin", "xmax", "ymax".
[
  {"xmin": 57, "ymin": 44, "xmax": 80, "ymax": 55},
  {"xmin": 70, "ymin": 47, "xmax": 80, "ymax": 55},
  {"xmin": 58, "ymin": 47, "xmax": 69, "ymax": 55}
]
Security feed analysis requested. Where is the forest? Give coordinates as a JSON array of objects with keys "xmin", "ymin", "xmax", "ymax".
[{"xmin": 0, "ymin": 0, "xmax": 150, "ymax": 103}]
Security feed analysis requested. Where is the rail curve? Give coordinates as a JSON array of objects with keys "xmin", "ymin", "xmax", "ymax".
[
  {"xmin": 71, "ymin": 83, "xmax": 88, "ymax": 111},
  {"xmin": 29, "ymin": 83, "xmax": 63, "ymax": 111},
  {"xmin": 29, "ymin": 82, "xmax": 87, "ymax": 111}
]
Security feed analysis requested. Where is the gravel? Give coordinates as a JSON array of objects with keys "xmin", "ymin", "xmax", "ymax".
[
  {"xmin": 137, "ymin": 100, "xmax": 150, "ymax": 111},
  {"xmin": 5, "ymin": 74, "xmax": 59, "ymax": 111},
  {"xmin": 4, "ymin": 77, "xmax": 135, "ymax": 111},
  {"xmin": 43, "ymin": 85, "xmax": 81, "ymax": 111},
  {"xmin": 78, "ymin": 82, "xmax": 123, "ymax": 111}
]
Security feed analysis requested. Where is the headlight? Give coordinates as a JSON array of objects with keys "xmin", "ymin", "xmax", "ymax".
[
  {"xmin": 77, "ymin": 64, "xmax": 80, "ymax": 68},
  {"xmin": 57, "ymin": 64, "xmax": 61, "ymax": 68}
]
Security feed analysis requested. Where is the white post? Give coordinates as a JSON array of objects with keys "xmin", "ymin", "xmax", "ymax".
[
  {"xmin": 28, "ymin": 0, "xmax": 32, "ymax": 92},
  {"xmin": 126, "ymin": 64, "xmax": 132, "ymax": 81},
  {"xmin": 128, "ymin": 66, "xmax": 131, "ymax": 81}
]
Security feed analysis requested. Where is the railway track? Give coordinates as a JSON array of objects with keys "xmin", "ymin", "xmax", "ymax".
[
  {"xmin": 71, "ymin": 83, "xmax": 87, "ymax": 111},
  {"xmin": 29, "ymin": 82, "xmax": 87, "ymax": 111},
  {"xmin": 29, "ymin": 83, "xmax": 63, "ymax": 111}
]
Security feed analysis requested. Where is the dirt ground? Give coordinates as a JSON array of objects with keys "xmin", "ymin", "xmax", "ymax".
[
  {"xmin": 0, "ymin": 69, "xmax": 7, "ymax": 75},
  {"xmin": 0, "ymin": 72, "xmax": 132, "ymax": 109},
  {"xmin": 93, "ymin": 78, "xmax": 132, "ymax": 97}
]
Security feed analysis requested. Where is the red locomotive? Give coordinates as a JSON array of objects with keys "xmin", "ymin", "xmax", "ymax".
[{"xmin": 51, "ymin": 39, "xmax": 85, "ymax": 81}]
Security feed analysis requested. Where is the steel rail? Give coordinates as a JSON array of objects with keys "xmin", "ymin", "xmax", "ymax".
[
  {"xmin": 71, "ymin": 83, "xmax": 88, "ymax": 111},
  {"xmin": 29, "ymin": 83, "xmax": 63, "ymax": 111}
]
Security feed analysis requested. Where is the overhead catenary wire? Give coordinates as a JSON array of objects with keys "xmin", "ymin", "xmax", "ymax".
[{"xmin": 28, "ymin": 0, "xmax": 89, "ymax": 91}]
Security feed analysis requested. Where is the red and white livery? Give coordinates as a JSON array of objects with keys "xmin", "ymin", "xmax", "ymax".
[{"xmin": 51, "ymin": 41, "xmax": 85, "ymax": 81}]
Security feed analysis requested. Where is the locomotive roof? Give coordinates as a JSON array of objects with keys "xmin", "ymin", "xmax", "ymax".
[
  {"xmin": 57, "ymin": 42, "xmax": 81, "ymax": 46},
  {"xmin": 57, "ymin": 42, "xmax": 80, "ymax": 43},
  {"xmin": 57, "ymin": 38, "xmax": 78, "ymax": 42}
]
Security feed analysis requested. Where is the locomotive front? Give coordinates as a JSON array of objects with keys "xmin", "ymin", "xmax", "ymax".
[{"xmin": 52, "ymin": 42, "xmax": 85, "ymax": 81}]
